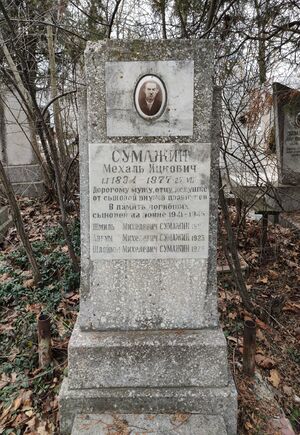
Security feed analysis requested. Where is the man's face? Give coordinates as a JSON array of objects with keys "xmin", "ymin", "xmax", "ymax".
[{"xmin": 144, "ymin": 82, "xmax": 159, "ymax": 102}]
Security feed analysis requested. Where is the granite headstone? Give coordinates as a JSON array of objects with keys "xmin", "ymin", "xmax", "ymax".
[{"xmin": 59, "ymin": 39, "xmax": 237, "ymax": 434}]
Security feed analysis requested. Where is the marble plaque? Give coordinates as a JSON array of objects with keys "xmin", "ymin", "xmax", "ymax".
[
  {"xmin": 105, "ymin": 61, "xmax": 194, "ymax": 137},
  {"xmin": 89, "ymin": 142, "xmax": 210, "ymax": 260}
]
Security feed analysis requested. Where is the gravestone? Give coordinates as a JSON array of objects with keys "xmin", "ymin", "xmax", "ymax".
[
  {"xmin": 59, "ymin": 40, "xmax": 237, "ymax": 434},
  {"xmin": 0, "ymin": 89, "xmax": 43, "ymax": 197},
  {"xmin": 268, "ymin": 83, "xmax": 300, "ymax": 211}
]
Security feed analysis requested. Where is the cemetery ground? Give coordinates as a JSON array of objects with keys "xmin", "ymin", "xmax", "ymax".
[{"xmin": 0, "ymin": 198, "xmax": 299, "ymax": 435}]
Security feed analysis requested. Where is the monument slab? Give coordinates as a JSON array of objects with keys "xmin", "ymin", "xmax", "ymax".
[{"xmin": 59, "ymin": 39, "xmax": 237, "ymax": 435}]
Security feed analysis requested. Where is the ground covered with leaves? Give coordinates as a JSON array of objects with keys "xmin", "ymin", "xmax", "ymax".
[
  {"xmin": 219, "ymin": 210, "xmax": 300, "ymax": 435},
  {"xmin": 0, "ymin": 198, "xmax": 299, "ymax": 434},
  {"xmin": 0, "ymin": 198, "xmax": 80, "ymax": 434}
]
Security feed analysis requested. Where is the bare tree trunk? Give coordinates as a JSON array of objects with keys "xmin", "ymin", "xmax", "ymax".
[
  {"xmin": 0, "ymin": 96, "xmax": 8, "ymax": 164},
  {"xmin": 0, "ymin": 160, "xmax": 41, "ymax": 284},
  {"xmin": 205, "ymin": 0, "xmax": 219, "ymax": 32},
  {"xmin": 254, "ymin": 0, "xmax": 267, "ymax": 84},
  {"xmin": 47, "ymin": 22, "xmax": 67, "ymax": 163},
  {"xmin": 219, "ymin": 171, "xmax": 253, "ymax": 312},
  {"xmin": 161, "ymin": 0, "xmax": 167, "ymax": 39}
]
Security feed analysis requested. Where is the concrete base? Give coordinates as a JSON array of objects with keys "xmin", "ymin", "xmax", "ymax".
[
  {"xmin": 59, "ymin": 377, "xmax": 237, "ymax": 435},
  {"xmin": 60, "ymin": 321, "xmax": 237, "ymax": 434},
  {"xmin": 227, "ymin": 176, "xmax": 300, "ymax": 212},
  {"xmin": 2, "ymin": 164, "xmax": 44, "ymax": 198},
  {"xmin": 71, "ymin": 413, "xmax": 228, "ymax": 434},
  {"xmin": 265, "ymin": 185, "xmax": 300, "ymax": 212},
  {"xmin": 11, "ymin": 181, "xmax": 44, "ymax": 198}
]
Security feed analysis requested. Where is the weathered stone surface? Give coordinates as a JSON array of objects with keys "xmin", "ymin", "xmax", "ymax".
[
  {"xmin": 71, "ymin": 413, "xmax": 227, "ymax": 435},
  {"xmin": 79, "ymin": 39, "xmax": 219, "ymax": 331},
  {"xmin": 273, "ymin": 82, "xmax": 300, "ymax": 185},
  {"xmin": 9, "ymin": 181, "xmax": 44, "ymax": 198},
  {"xmin": 0, "ymin": 90, "xmax": 35, "ymax": 165},
  {"xmin": 89, "ymin": 142, "xmax": 210, "ymax": 261},
  {"xmin": 68, "ymin": 321, "xmax": 229, "ymax": 389},
  {"xmin": 0, "ymin": 165, "xmax": 44, "ymax": 198},
  {"xmin": 4, "ymin": 164, "xmax": 42, "ymax": 183},
  {"xmin": 106, "ymin": 60, "xmax": 194, "ymax": 137},
  {"xmin": 85, "ymin": 40, "xmax": 213, "ymax": 145},
  {"xmin": 265, "ymin": 184, "xmax": 300, "ymax": 211},
  {"xmin": 59, "ymin": 39, "xmax": 237, "ymax": 435},
  {"xmin": 59, "ymin": 378, "xmax": 237, "ymax": 435}
]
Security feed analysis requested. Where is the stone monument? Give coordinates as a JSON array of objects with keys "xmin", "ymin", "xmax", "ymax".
[
  {"xmin": 0, "ymin": 89, "xmax": 44, "ymax": 197},
  {"xmin": 270, "ymin": 83, "xmax": 300, "ymax": 211},
  {"xmin": 59, "ymin": 40, "xmax": 237, "ymax": 434}
]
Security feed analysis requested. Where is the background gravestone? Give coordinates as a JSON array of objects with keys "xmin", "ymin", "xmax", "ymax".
[
  {"xmin": 0, "ymin": 89, "xmax": 44, "ymax": 197},
  {"xmin": 273, "ymin": 82, "xmax": 300, "ymax": 185},
  {"xmin": 59, "ymin": 39, "xmax": 237, "ymax": 434},
  {"xmin": 268, "ymin": 83, "xmax": 300, "ymax": 211}
]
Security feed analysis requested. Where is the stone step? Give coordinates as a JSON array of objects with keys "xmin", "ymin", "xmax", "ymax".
[
  {"xmin": 59, "ymin": 378, "xmax": 237, "ymax": 435},
  {"xmin": 71, "ymin": 413, "xmax": 228, "ymax": 435},
  {"xmin": 68, "ymin": 322, "xmax": 229, "ymax": 390}
]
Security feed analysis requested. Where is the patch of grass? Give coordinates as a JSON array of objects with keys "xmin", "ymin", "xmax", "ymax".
[
  {"xmin": 287, "ymin": 347, "xmax": 300, "ymax": 364},
  {"xmin": 289, "ymin": 407, "xmax": 300, "ymax": 432}
]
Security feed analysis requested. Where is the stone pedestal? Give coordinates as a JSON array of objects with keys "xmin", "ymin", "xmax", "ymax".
[
  {"xmin": 59, "ymin": 40, "xmax": 237, "ymax": 434},
  {"xmin": 71, "ymin": 413, "xmax": 228, "ymax": 435}
]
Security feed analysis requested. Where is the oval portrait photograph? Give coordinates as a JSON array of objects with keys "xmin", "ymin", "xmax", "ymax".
[
  {"xmin": 134, "ymin": 75, "xmax": 167, "ymax": 120},
  {"xmin": 296, "ymin": 112, "xmax": 300, "ymax": 128}
]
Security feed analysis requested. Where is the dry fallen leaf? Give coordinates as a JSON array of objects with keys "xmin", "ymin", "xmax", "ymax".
[
  {"xmin": 268, "ymin": 369, "xmax": 281, "ymax": 388},
  {"xmin": 268, "ymin": 270, "xmax": 279, "ymax": 279},
  {"xmin": 256, "ymin": 330, "xmax": 269, "ymax": 346},
  {"xmin": 226, "ymin": 336, "xmax": 238, "ymax": 344},
  {"xmin": 0, "ymin": 404, "xmax": 12, "ymax": 424},
  {"xmin": 255, "ymin": 355, "xmax": 276, "ymax": 369},
  {"xmin": 12, "ymin": 396, "xmax": 23, "ymax": 412},
  {"xmin": 26, "ymin": 415, "xmax": 38, "ymax": 430},
  {"xmin": 245, "ymin": 421, "xmax": 253, "ymax": 430},
  {"xmin": 26, "ymin": 303, "xmax": 43, "ymax": 314},
  {"xmin": 282, "ymin": 385, "xmax": 293, "ymax": 396},
  {"xmin": 283, "ymin": 302, "xmax": 300, "ymax": 313},
  {"xmin": 256, "ymin": 318, "xmax": 270, "ymax": 331},
  {"xmin": 0, "ymin": 272, "xmax": 12, "ymax": 283},
  {"xmin": 23, "ymin": 278, "xmax": 35, "ymax": 288},
  {"xmin": 258, "ymin": 276, "xmax": 268, "ymax": 284}
]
